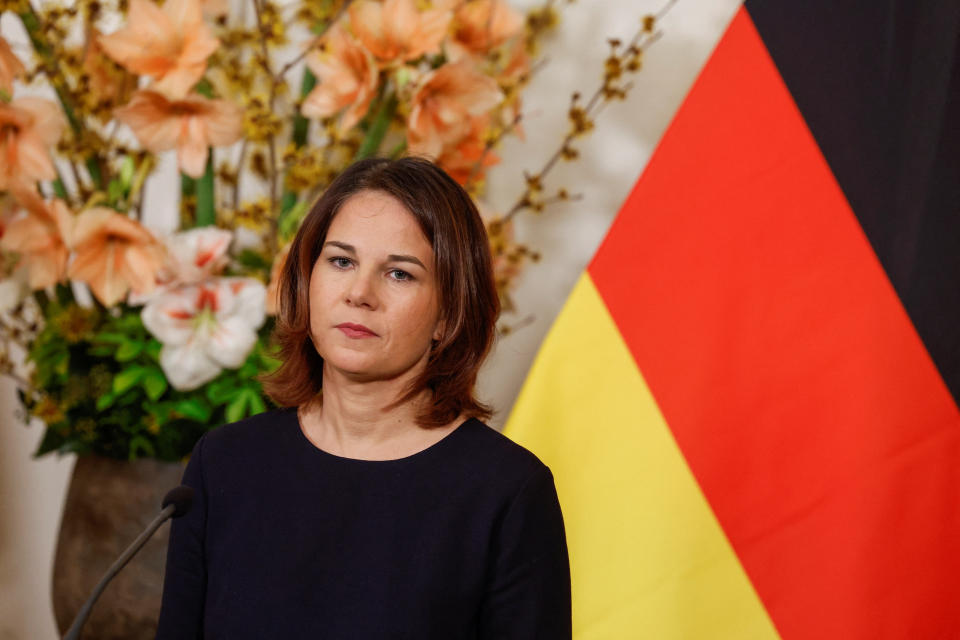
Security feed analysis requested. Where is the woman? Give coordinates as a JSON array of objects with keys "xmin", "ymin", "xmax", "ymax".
[{"xmin": 156, "ymin": 157, "xmax": 571, "ymax": 639}]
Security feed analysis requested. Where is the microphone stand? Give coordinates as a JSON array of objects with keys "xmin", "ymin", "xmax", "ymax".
[{"xmin": 62, "ymin": 492, "xmax": 187, "ymax": 640}]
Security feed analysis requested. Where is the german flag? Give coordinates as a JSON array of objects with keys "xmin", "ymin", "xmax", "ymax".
[{"xmin": 503, "ymin": 4, "xmax": 960, "ymax": 638}]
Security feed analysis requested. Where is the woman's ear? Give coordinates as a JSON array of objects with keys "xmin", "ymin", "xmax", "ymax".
[{"xmin": 432, "ymin": 314, "xmax": 446, "ymax": 344}]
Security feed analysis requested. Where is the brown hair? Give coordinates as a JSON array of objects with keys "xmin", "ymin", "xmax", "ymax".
[{"xmin": 260, "ymin": 156, "xmax": 500, "ymax": 427}]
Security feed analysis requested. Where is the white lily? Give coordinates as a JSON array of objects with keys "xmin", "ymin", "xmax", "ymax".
[
  {"xmin": 162, "ymin": 226, "xmax": 233, "ymax": 286},
  {"xmin": 141, "ymin": 277, "xmax": 266, "ymax": 391},
  {"xmin": 128, "ymin": 227, "xmax": 234, "ymax": 307}
]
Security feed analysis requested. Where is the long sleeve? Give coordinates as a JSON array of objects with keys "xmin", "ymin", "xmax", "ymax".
[
  {"xmin": 478, "ymin": 465, "xmax": 572, "ymax": 640},
  {"xmin": 156, "ymin": 433, "xmax": 209, "ymax": 639}
]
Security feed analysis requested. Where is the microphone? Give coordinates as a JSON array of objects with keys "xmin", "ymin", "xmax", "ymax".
[{"xmin": 63, "ymin": 485, "xmax": 195, "ymax": 640}]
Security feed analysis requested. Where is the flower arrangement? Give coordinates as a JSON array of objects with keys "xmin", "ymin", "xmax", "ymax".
[{"xmin": 0, "ymin": 0, "xmax": 665, "ymax": 461}]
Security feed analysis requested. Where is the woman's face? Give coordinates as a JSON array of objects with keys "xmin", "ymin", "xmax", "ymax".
[{"xmin": 308, "ymin": 190, "xmax": 442, "ymax": 382}]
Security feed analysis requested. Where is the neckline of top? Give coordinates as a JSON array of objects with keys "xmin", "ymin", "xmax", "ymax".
[{"xmin": 289, "ymin": 407, "xmax": 474, "ymax": 464}]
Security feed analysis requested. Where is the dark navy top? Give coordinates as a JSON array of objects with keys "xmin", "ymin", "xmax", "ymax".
[{"xmin": 155, "ymin": 407, "xmax": 571, "ymax": 639}]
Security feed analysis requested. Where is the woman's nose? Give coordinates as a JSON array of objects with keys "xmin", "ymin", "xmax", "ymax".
[{"xmin": 344, "ymin": 270, "xmax": 378, "ymax": 308}]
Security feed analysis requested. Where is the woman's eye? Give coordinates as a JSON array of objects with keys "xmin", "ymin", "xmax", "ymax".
[
  {"xmin": 389, "ymin": 269, "xmax": 412, "ymax": 282},
  {"xmin": 329, "ymin": 257, "xmax": 352, "ymax": 269}
]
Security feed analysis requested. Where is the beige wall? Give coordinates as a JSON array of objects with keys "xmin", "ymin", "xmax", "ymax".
[{"xmin": 0, "ymin": 1, "xmax": 740, "ymax": 636}]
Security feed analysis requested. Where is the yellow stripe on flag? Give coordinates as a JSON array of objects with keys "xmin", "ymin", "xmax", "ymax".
[{"xmin": 504, "ymin": 274, "xmax": 781, "ymax": 640}]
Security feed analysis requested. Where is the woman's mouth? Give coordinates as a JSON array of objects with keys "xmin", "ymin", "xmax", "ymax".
[{"xmin": 336, "ymin": 323, "xmax": 378, "ymax": 338}]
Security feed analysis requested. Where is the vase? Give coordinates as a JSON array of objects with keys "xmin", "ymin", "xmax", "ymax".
[{"xmin": 52, "ymin": 454, "xmax": 185, "ymax": 639}]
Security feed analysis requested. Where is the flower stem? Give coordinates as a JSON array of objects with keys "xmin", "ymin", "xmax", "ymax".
[
  {"xmin": 127, "ymin": 155, "xmax": 155, "ymax": 217},
  {"xmin": 18, "ymin": 9, "xmax": 80, "ymax": 133},
  {"xmin": 291, "ymin": 69, "xmax": 317, "ymax": 149},
  {"xmin": 354, "ymin": 91, "xmax": 398, "ymax": 161},
  {"xmin": 18, "ymin": 5, "xmax": 106, "ymax": 190},
  {"xmin": 277, "ymin": 67, "xmax": 317, "ymax": 221},
  {"xmin": 196, "ymin": 152, "xmax": 216, "ymax": 227},
  {"xmin": 387, "ymin": 140, "xmax": 407, "ymax": 159}
]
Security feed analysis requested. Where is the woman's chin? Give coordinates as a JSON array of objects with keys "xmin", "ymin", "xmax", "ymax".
[{"xmin": 322, "ymin": 352, "xmax": 426, "ymax": 384}]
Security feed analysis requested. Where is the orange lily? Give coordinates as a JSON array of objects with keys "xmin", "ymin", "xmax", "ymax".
[
  {"xmin": 0, "ymin": 197, "xmax": 74, "ymax": 290},
  {"xmin": 349, "ymin": 0, "xmax": 452, "ymax": 63},
  {"xmin": 407, "ymin": 59, "xmax": 502, "ymax": 157},
  {"xmin": 435, "ymin": 115, "xmax": 499, "ymax": 185},
  {"xmin": 302, "ymin": 24, "xmax": 379, "ymax": 130},
  {"xmin": 0, "ymin": 97, "xmax": 66, "ymax": 191},
  {"xmin": 0, "ymin": 37, "xmax": 25, "ymax": 96},
  {"xmin": 200, "ymin": 0, "xmax": 229, "ymax": 18},
  {"xmin": 68, "ymin": 207, "xmax": 165, "ymax": 306},
  {"xmin": 115, "ymin": 90, "xmax": 243, "ymax": 178},
  {"xmin": 98, "ymin": 0, "xmax": 219, "ymax": 99},
  {"xmin": 447, "ymin": 0, "xmax": 524, "ymax": 60}
]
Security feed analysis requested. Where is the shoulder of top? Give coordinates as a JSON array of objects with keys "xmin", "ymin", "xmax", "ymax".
[
  {"xmin": 200, "ymin": 406, "xmax": 296, "ymax": 453},
  {"xmin": 462, "ymin": 418, "xmax": 552, "ymax": 479}
]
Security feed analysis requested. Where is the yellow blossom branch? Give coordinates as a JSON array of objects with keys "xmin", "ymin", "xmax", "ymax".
[
  {"xmin": 251, "ymin": 0, "xmax": 281, "ymax": 250},
  {"xmin": 0, "ymin": 309, "xmax": 40, "ymax": 396},
  {"xmin": 127, "ymin": 155, "xmax": 155, "ymax": 216},
  {"xmin": 465, "ymin": 111, "xmax": 523, "ymax": 191},
  {"xmin": 497, "ymin": 313, "xmax": 535, "ymax": 337},
  {"xmin": 232, "ymin": 138, "xmax": 249, "ymax": 211},
  {"xmin": 18, "ymin": 3, "xmax": 109, "ymax": 194},
  {"xmin": 463, "ymin": 3, "xmax": 559, "ymax": 193},
  {"xmin": 504, "ymin": 7, "xmax": 670, "ymax": 222},
  {"xmin": 276, "ymin": 0, "xmax": 356, "ymax": 85}
]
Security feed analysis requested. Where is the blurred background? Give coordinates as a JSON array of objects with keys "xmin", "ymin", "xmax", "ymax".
[
  {"xmin": 0, "ymin": 0, "xmax": 741, "ymax": 636},
  {"xmin": 5, "ymin": 0, "xmax": 957, "ymax": 638}
]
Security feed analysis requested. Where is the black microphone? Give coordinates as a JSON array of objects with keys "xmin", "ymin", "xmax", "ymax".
[{"xmin": 62, "ymin": 485, "xmax": 195, "ymax": 640}]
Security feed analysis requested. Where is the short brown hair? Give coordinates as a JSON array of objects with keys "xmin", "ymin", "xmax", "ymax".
[{"xmin": 261, "ymin": 157, "xmax": 500, "ymax": 427}]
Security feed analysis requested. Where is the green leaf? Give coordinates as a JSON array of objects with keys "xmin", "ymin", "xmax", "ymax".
[
  {"xmin": 145, "ymin": 339, "xmax": 162, "ymax": 361},
  {"xmin": 53, "ymin": 177, "xmax": 68, "ymax": 200},
  {"xmin": 144, "ymin": 400, "xmax": 173, "ymax": 423},
  {"xmin": 141, "ymin": 368, "xmax": 168, "ymax": 401},
  {"xmin": 94, "ymin": 331, "xmax": 129, "ymax": 344},
  {"xmin": 259, "ymin": 350, "xmax": 282, "ymax": 372},
  {"xmin": 173, "ymin": 397, "xmax": 212, "ymax": 422},
  {"xmin": 238, "ymin": 358, "xmax": 259, "ymax": 379},
  {"xmin": 247, "ymin": 391, "xmax": 266, "ymax": 416},
  {"xmin": 234, "ymin": 249, "xmax": 271, "ymax": 271},
  {"xmin": 119, "ymin": 155, "xmax": 135, "ymax": 187},
  {"xmin": 113, "ymin": 366, "xmax": 146, "ymax": 394},
  {"xmin": 226, "ymin": 387, "xmax": 266, "ymax": 422},
  {"xmin": 115, "ymin": 340, "xmax": 144, "ymax": 362},
  {"xmin": 128, "ymin": 435, "xmax": 156, "ymax": 460},
  {"xmin": 85, "ymin": 157, "xmax": 103, "ymax": 189},
  {"xmin": 205, "ymin": 377, "xmax": 240, "ymax": 406},
  {"xmin": 33, "ymin": 426, "xmax": 65, "ymax": 457},
  {"xmin": 113, "ymin": 313, "xmax": 144, "ymax": 331},
  {"xmin": 278, "ymin": 200, "xmax": 308, "ymax": 242},
  {"xmin": 96, "ymin": 391, "xmax": 117, "ymax": 411},
  {"xmin": 107, "ymin": 178, "xmax": 124, "ymax": 203},
  {"xmin": 225, "ymin": 392, "xmax": 250, "ymax": 422},
  {"xmin": 194, "ymin": 78, "xmax": 214, "ymax": 98},
  {"xmin": 53, "ymin": 351, "xmax": 69, "ymax": 376}
]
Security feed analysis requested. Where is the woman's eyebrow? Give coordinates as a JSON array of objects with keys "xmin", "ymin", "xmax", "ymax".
[
  {"xmin": 387, "ymin": 254, "xmax": 426, "ymax": 269},
  {"xmin": 323, "ymin": 241, "xmax": 426, "ymax": 270},
  {"xmin": 323, "ymin": 240, "xmax": 356, "ymax": 253}
]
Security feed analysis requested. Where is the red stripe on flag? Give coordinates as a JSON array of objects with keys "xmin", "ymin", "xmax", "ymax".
[{"xmin": 588, "ymin": 8, "xmax": 960, "ymax": 638}]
